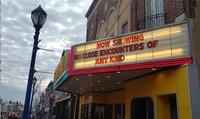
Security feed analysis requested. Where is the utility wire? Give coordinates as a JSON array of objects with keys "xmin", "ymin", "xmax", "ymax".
[{"xmin": 105, "ymin": 0, "xmax": 132, "ymax": 36}]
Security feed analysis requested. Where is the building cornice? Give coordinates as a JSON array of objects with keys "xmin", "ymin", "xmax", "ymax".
[{"xmin": 85, "ymin": 0, "xmax": 99, "ymax": 18}]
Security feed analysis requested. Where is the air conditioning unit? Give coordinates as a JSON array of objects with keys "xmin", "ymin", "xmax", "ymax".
[{"xmin": 175, "ymin": 13, "xmax": 186, "ymax": 23}]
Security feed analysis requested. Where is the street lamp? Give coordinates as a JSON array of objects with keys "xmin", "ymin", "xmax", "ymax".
[
  {"xmin": 22, "ymin": 5, "xmax": 47, "ymax": 119},
  {"xmin": 31, "ymin": 5, "xmax": 47, "ymax": 29},
  {"xmin": 28, "ymin": 77, "xmax": 37, "ymax": 119}
]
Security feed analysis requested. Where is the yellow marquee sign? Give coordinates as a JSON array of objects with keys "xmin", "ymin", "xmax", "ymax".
[{"xmin": 73, "ymin": 23, "xmax": 190, "ymax": 70}]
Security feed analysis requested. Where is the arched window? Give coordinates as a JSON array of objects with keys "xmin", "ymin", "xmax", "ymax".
[
  {"xmin": 97, "ymin": 21, "xmax": 105, "ymax": 39},
  {"xmin": 106, "ymin": 9, "xmax": 116, "ymax": 37}
]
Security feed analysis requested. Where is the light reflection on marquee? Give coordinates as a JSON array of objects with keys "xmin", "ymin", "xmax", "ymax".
[{"xmin": 73, "ymin": 23, "xmax": 189, "ymax": 70}]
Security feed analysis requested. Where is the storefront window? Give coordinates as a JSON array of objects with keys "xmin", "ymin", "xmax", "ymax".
[
  {"xmin": 106, "ymin": 104, "xmax": 113, "ymax": 119},
  {"xmin": 95, "ymin": 106, "xmax": 105, "ymax": 119},
  {"xmin": 114, "ymin": 104, "xmax": 125, "ymax": 119},
  {"xmin": 81, "ymin": 104, "xmax": 125, "ymax": 119},
  {"xmin": 131, "ymin": 97, "xmax": 154, "ymax": 119},
  {"xmin": 81, "ymin": 104, "xmax": 94, "ymax": 119}
]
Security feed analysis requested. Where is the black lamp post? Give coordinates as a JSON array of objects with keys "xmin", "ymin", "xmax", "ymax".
[
  {"xmin": 22, "ymin": 5, "xmax": 47, "ymax": 119},
  {"xmin": 28, "ymin": 77, "xmax": 37, "ymax": 119}
]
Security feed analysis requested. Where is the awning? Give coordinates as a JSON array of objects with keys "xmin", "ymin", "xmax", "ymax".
[
  {"xmin": 53, "ymin": 71, "xmax": 69, "ymax": 90},
  {"xmin": 53, "ymin": 22, "xmax": 192, "ymax": 94},
  {"xmin": 58, "ymin": 67, "xmax": 164, "ymax": 95}
]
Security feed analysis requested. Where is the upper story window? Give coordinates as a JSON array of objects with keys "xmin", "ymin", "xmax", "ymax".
[
  {"xmin": 145, "ymin": 0, "xmax": 165, "ymax": 28},
  {"xmin": 97, "ymin": 22, "xmax": 106, "ymax": 39},
  {"xmin": 106, "ymin": 9, "xmax": 116, "ymax": 37},
  {"xmin": 122, "ymin": 22, "xmax": 128, "ymax": 34}
]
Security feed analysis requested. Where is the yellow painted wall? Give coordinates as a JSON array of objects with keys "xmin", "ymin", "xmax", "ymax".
[
  {"xmin": 79, "ymin": 67, "xmax": 192, "ymax": 119},
  {"xmin": 157, "ymin": 95, "xmax": 171, "ymax": 119},
  {"xmin": 107, "ymin": 90, "xmax": 125, "ymax": 104},
  {"xmin": 54, "ymin": 50, "xmax": 69, "ymax": 82},
  {"xmin": 125, "ymin": 67, "xmax": 192, "ymax": 119},
  {"xmin": 80, "ymin": 90, "xmax": 125, "ymax": 104}
]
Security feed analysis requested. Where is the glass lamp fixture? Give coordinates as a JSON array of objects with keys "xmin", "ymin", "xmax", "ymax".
[{"xmin": 31, "ymin": 5, "xmax": 47, "ymax": 27}]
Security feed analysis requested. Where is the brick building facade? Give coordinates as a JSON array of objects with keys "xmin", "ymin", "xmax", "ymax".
[
  {"xmin": 53, "ymin": 0, "xmax": 200, "ymax": 119},
  {"xmin": 86, "ymin": 0, "xmax": 196, "ymax": 42}
]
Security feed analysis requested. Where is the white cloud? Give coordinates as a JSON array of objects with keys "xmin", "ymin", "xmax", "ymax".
[{"xmin": 0, "ymin": 0, "xmax": 92, "ymax": 103}]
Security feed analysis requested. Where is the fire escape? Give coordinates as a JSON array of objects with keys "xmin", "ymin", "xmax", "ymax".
[{"xmin": 136, "ymin": 0, "xmax": 196, "ymax": 30}]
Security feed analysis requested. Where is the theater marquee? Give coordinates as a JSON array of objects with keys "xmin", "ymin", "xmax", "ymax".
[{"xmin": 72, "ymin": 23, "xmax": 190, "ymax": 70}]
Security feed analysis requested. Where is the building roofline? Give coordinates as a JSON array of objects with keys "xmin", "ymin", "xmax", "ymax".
[{"xmin": 85, "ymin": 0, "xmax": 98, "ymax": 18}]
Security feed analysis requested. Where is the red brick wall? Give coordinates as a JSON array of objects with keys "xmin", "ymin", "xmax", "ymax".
[
  {"xmin": 87, "ymin": 0, "xmax": 195, "ymax": 41},
  {"xmin": 130, "ymin": 0, "xmax": 145, "ymax": 31},
  {"xmin": 164, "ymin": 0, "xmax": 185, "ymax": 24},
  {"xmin": 96, "ymin": 0, "xmax": 119, "ymax": 25},
  {"xmin": 86, "ymin": 13, "xmax": 97, "ymax": 42},
  {"xmin": 86, "ymin": 0, "xmax": 119, "ymax": 42},
  {"xmin": 130, "ymin": 0, "xmax": 192, "ymax": 31}
]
